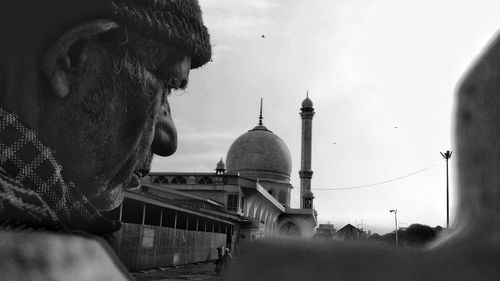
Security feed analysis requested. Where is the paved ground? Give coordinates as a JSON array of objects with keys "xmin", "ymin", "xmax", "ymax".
[{"xmin": 133, "ymin": 261, "xmax": 219, "ymax": 281}]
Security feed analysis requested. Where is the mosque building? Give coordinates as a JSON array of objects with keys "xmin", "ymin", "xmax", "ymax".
[
  {"xmin": 146, "ymin": 96, "xmax": 318, "ymax": 240},
  {"xmin": 104, "ymin": 95, "xmax": 318, "ymax": 270}
]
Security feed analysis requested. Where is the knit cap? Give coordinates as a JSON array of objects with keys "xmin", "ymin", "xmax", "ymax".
[{"xmin": 0, "ymin": 0, "xmax": 211, "ymax": 69}]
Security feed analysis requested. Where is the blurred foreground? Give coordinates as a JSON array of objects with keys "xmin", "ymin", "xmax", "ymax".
[
  {"xmin": 218, "ymin": 238, "xmax": 499, "ymax": 281},
  {"xmin": 133, "ymin": 238, "xmax": 500, "ymax": 281},
  {"xmin": 134, "ymin": 262, "xmax": 217, "ymax": 281}
]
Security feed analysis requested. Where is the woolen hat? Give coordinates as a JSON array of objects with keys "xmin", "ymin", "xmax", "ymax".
[{"xmin": 1, "ymin": 0, "xmax": 211, "ymax": 68}]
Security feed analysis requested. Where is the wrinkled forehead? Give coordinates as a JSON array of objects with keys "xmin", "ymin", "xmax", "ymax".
[
  {"xmin": 0, "ymin": 0, "xmax": 211, "ymax": 69},
  {"xmin": 99, "ymin": 26, "xmax": 193, "ymax": 71}
]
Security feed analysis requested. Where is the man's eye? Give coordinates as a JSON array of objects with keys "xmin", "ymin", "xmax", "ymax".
[{"xmin": 148, "ymin": 48, "xmax": 167, "ymax": 67}]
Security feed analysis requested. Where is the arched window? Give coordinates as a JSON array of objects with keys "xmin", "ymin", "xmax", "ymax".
[
  {"xmin": 304, "ymin": 198, "xmax": 312, "ymax": 209},
  {"xmin": 171, "ymin": 176, "xmax": 186, "ymax": 184},
  {"xmin": 153, "ymin": 175, "xmax": 168, "ymax": 184},
  {"xmin": 278, "ymin": 190, "xmax": 286, "ymax": 204},
  {"xmin": 279, "ymin": 222, "xmax": 300, "ymax": 236},
  {"xmin": 198, "ymin": 176, "xmax": 213, "ymax": 184}
]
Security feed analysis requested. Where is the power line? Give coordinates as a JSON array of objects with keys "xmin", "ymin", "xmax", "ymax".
[{"xmin": 312, "ymin": 163, "xmax": 439, "ymax": 191}]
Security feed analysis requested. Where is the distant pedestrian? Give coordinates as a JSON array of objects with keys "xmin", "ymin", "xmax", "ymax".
[
  {"xmin": 221, "ymin": 248, "xmax": 233, "ymax": 274},
  {"xmin": 214, "ymin": 246, "xmax": 223, "ymax": 275}
]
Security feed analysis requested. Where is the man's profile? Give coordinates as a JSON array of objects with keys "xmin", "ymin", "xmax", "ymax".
[{"xmin": 0, "ymin": 1, "xmax": 210, "ymax": 279}]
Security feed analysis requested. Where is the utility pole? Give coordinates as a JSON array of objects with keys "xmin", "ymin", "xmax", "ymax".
[
  {"xmin": 390, "ymin": 209, "xmax": 398, "ymax": 248},
  {"xmin": 440, "ymin": 150, "xmax": 452, "ymax": 229}
]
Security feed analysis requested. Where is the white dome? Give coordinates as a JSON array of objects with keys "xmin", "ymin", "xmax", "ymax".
[{"xmin": 226, "ymin": 125, "xmax": 292, "ymax": 182}]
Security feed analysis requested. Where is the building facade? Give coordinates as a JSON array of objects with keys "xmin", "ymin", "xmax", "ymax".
[
  {"xmin": 337, "ymin": 224, "xmax": 364, "ymax": 240},
  {"xmin": 147, "ymin": 96, "xmax": 318, "ymax": 241},
  {"xmin": 102, "ymin": 189, "xmax": 234, "ymax": 271},
  {"xmin": 107, "ymin": 96, "xmax": 319, "ymax": 271}
]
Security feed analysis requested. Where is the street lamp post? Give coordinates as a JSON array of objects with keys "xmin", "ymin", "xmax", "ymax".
[
  {"xmin": 390, "ymin": 209, "xmax": 398, "ymax": 248},
  {"xmin": 440, "ymin": 150, "xmax": 452, "ymax": 229}
]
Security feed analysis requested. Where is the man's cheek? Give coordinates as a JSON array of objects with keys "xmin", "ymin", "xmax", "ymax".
[
  {"xmin": 130, "ymin": 104, "xmax": 159, "ymax": 156},
  {"xmin": 121, "ymin": 95, "xmax": 155, "ymax": 137},
  {"xmin": 140, "ymin": 116, "xmax": 157, "ymax": 150},
  {"xmin": 132, "ymin": 86, "xmax": 162, "ymax": 121}
]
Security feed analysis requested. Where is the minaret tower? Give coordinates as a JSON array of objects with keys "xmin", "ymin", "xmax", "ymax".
[{"xmin": 299, "ymin": 92, "xmax": 315, "ymax": 209}]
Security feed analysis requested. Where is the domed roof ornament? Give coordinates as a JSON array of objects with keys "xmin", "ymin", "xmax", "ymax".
[
  {"xmin": 216, "ymin": 158, "xmax": 226, "ymax": 175},
  {"xmin": 259, "ymin": 97, "xmax": 264, "ymax": 126},
  {"xmin": 252, "ymin": 98, "xmax": 271, "ymax": 132},
  {"xmin": 216, "ymin": 158, "xmax": 225, "ymax": 169},
  {"xmin": 226, "ymin": 99, "xmax": 292, "ymax": 181},
  {"xmin": 302, "ymin": 91, "xmax": 314, "ymax": 109}
]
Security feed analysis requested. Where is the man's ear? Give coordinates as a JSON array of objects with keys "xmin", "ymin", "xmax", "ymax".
[{"xmin": 41, "ymin": 20, "xmax": 119, "ymax": 98}]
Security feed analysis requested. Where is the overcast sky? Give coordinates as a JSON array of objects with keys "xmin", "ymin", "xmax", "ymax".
[{"xmin": 152, "ymin": 0, "xmax": 500, "ymax": 234}]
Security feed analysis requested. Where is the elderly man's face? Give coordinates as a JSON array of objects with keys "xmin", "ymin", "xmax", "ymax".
[{"xmin": 41, "ymin": 27, "xmax": 191, "ymax": 210}]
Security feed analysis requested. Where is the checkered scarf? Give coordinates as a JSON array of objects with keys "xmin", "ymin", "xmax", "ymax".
[{"xmin": 0, "ymin": 107, "xmax": 120, "ymax": 235}]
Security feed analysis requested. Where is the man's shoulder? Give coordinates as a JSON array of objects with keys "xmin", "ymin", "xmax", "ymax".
[{"xmin": 0, "ymin": 230, "xmax": 132, "ymax": 281}]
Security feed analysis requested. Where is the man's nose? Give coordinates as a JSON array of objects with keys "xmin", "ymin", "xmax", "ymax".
[
  {"xmin": 151, "ymin": 56, "xmax": 191, "ymax": 157},
  {"xmin": 151, "ymin": 101, "xmax": 177, "ymax": 156}
]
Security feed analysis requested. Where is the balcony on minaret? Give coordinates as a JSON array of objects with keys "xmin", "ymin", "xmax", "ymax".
[
  {"xmin": 300, "ymin": 109, "xmax": 315, "ymax": 118},
  {"xmin": 300, "ymin": 94, "xmax": 315, "ymax": 115},
  {"xmin": 299, "ymin": 170, "xmax": 314, "ymax": 179}
]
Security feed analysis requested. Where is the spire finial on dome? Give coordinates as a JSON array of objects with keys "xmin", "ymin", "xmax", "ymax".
[
  {"xmin": 259, "ymin": 98, "xmax": 263, "ymax": 126},
  {"xmin": 302, "ymin": 91, "xmax": 314, "ymax": 109}
]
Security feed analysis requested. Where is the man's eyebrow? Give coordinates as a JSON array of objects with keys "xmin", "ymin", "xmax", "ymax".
[{"xmin": 97, "ymin": 27, "xmax": 163, "ymax": 50}]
